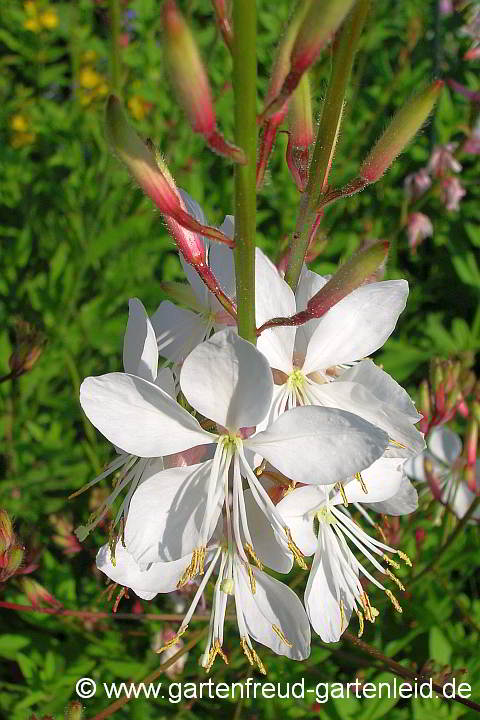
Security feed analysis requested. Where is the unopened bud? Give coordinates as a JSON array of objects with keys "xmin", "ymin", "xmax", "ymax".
[
  {"xmin": 466, "ymin": 416, "xmax": 478, "ymax": 467},
  {"xmin": 0, "ymin": 510, "xmax": 14, "ymax": 552},
  {"xmin": 360, "ymin": 80, "xmax": 443, "ymax": 183},
  {"xmin": 21, "ymin": 578, "xmax": 62, "ymax": 609},
  {"xmin": 65, "ymin": 701, "xmax": 83, "ymax": 720},
  {"xmin": 289, "ymin": 72, "xmax": 313, "ymax": 148},
  {"xmin": 1, "ymin": 544, "xmax": 24, "ymax": 581},
  {"xmin": 432, "ymin": 360, "xmax": 444, "ymax": 392},
  {"xmin": 461, "ymin": 371, "xmax": 476, "ymax": 398},
  {"xmin": 163, "ymin": 0, "xmax": 214, "ymax": 136},
  {"xmin": 419, "ymin": 379, "xmax": 431, "ymax": 428},
  {"xmin": 306, "ymin": 241, "xmax": 389, "ymax": 318},
  {"xmin": 9, "ymin": 319, "xmax": 46, "ymax": 378}
]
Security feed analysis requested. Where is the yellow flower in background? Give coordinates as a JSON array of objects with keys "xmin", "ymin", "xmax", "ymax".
[
  {"xmin": 79, "ymin": 67, "xmax": 102, "ymax": 90},
  {"xmin": 23, "ymin": 2, "xmax": 58, "ymax": 32},
  {"xmin": 10, "ymin": 114, "xmax": 29, "ymax": 133},
  {"xmin": 40, "ymin": 9, "xmax": 59, "ymax": 29},
  {"xmin": 81, "ymin": 50, "xmax": 98, "ymax": 64},
  {"xmin": 128, "ymin": 95, "xmax": 152, "ymax": 121}
]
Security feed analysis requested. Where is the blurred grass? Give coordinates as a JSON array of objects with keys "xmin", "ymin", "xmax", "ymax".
[{"xmin": 0, "ymin": 0, "xmax": 479, "ymax": 718}]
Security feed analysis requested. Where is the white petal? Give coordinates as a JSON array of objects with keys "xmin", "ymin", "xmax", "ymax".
[
  {"xmin": 155, "ymin": 367, "xmax": 176, "ymax": 398},
  {"xmin": 80, "ymin": 372, "xmax": 212, "ymax": 456},
  {"xmin": 338, "ymin": 359, "xmax": 421, "ymax": 421},
  {"xmin": 180, "ymin": 329, "xmax": 273, "ymax": 430},
  {"xmin": 243, "ymin": 490, "xmax": 293, "ymax": 573},
  {"xmin": 334, "ymin": 457, "xmax": 405, "ymax": 505},
  {"xmin": 305, "ymin": 528, "xmax": 355, "ymax": 643},
  {"xmin": 428, "ymin": 426, "xmax": 462, "ymax": 466},
  {"xmin": 294, "ymin": 266, "xmax": 329, "ymax": 358},
  {"xmin": 123, "ymin": 298, "xmax": 158, "ymax": 382},
  {"xmin": 96, "ymin": 542, "xmax": 193, "ymax": 599},
  {"xmin": 366, "ymin": 478, "xmax": 419, "ymax": 515},
  {"xmin": 124, "ymin": 462, "xmax": 219, "ymax": 566},
  {"xmin": 404, "ymin": 451, "xmax": 428, "ymax": 483},
  {"xmin": 276, "ymin": 486, "xmax": 323, "ymax": 556},
  {"xmin": 302, "ymin": 280, "xmax": 409, "ymax": 374},
  {"xmin": 247, "ymin": 406, "xmax": 389, "ymax": 485},
  {"xmin": 151, "ymin": 301, "xmax": 208, "ymax": 364},
  {"xmin": 208, "ymin": 243, "xmax": 236, "ymax": 306},
  {"xmin": 307, "ymin": 381, "xmax": 425, "ymax": 458},
  {"xmin": 237, "ymin": 566, "xmax": 311, "ymax": 660},
  {"xmin": 255, "ymin": 248, "xmax": 296, "ymax": 374},
  {"xmin": 219, "ymin": 215, "xmax": 234, "ymax": 239}
]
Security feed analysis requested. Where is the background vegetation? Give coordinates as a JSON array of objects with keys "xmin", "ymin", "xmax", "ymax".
[{"xmin": 0, "ymin": 0, "xmax": 479, "ymax": 718}]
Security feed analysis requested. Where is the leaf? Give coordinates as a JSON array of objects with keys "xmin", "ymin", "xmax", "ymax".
[{"xmin": 429, "ymin": 627, "xmax": 452, "ymax": 665}]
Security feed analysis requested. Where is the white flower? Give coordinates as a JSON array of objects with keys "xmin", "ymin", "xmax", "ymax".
[
  {"xmin": 255, "ymin": 249, "xmax": 424, "ymax": 458},
  {"xmin": 277, "ymin": 457, "xmax": 414, "ymax": 643},
  {"xmin": 82, "ymin": 329, "xmax": 389, "ymax": 571},
  {"xmin": 75, "ymin": 298, "xmax": 175, "ymax": 540},
  {"xmin": 405, "ymin": 426, "xmax": 480, "ymax": 521},
  {"xmin": 151, "ymin": 191, "xmax": 236, "ymax": 364}
]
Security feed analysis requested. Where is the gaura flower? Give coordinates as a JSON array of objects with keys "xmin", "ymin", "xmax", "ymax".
[
  {"xmin": 75, "ymin": 298, "xmax": 175, "ymax": 540},
  {"xmin": 427, "ymin": 142, "xmax": 462, "ymax": 177},
  {"xmin": 405, "ymin": 426, "xmax": 480, "ymax": 521},
  {"xmin": 151, "ymin": 192, "xmax": 236, "ymax": 364},
  {"xmin": 441, "ymin": 176, "xmax": 466, "ymax": 211},
  {"xmin": 255, "ymin": 249, "xmax": 424, "ymax": 458},
  {"xmin": 277, "ymin": 456, "xmax": 415, "ymax": 642},
  {"xmin": 404, "ymin": 168, "xmax": 431, "ymax": 199},
  {"xmin": 406, "ymin": 212, "xmax": 433, "ymax": 253},
  {"xmin": 82, "ymin": 329, "xmax": 389, "ymax": 572}
]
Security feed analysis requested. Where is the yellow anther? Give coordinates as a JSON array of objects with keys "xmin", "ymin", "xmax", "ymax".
[
  {"xmin": 389, "ymin": 438, "xmax": 407, "ymax": 449},
  {"xmin": 360, "ymin": 592, "xmax": 379, "ymax": 623},
  {"xmin": 382, "ymin": 553, "xmax": 400, "ymax": 570},
  {"xmin": 247, "ymin": 565, "xmax": 256, "ymax": 594},
  {"xmin": 375, "ymin": 524, "xmax": 388, "ymax": 543},
  {"xmin": 285, "ymin": 527, "xmax": 308, "ymax": 570},
  {"xmin": 355, "ymin": 472, "xmax": 368, "ymax": 494},
  {"xmin": 272, "ymin": 624, "xmax": 293, "ymax": 648},
  {"xmin": 339, "ymin": 599, "xmax": 346, "ymax": 632},
  {"xmin": 386, "ymin": 568, "xmax": 405, "ymax": 591},
  {"xmin": 254, "ymin": 460, "xmax": 266, "ymax": 477},
  {"xmin": 251, "ymin": 648, "xmax": 267, "ymax": 675},
  {"xmin": 220, "ymin": 578, "xmax": 235, "ymax": 594},
  {"xmin": 204, "ymin": 639, "xmax": 228, "ymax": 672},
  {"xmin": 337, "ymin": 483, "xmax": 349, "ymax": 507},
  {"xmin": 155, "ymin": 625, "xmax": 187, "ymax": 654},
  {"xmin": 240, "ymin": 637, "xmax": 255, "ymax": 666},
  {"xmin": 356, "ymin": 609, "xmax": 364, "ymax": 638},
  {"xmin": 244, "ymin": 543, "xmax": 264, "ymax": 570},
  {"xmin": 385, "ymin": 589, "xmax": 403, "ymax": 613},
  {"xmin": 177, "ymin": 546, "xmax": 206, "ymax": 588},
  {"xmin": 398, "ymin": 550, "xmax": 412, "ymax": 567}
]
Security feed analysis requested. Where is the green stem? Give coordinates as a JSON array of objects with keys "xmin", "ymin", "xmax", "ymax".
[
  {"xmin": 410, "ymin": 495, "xmax": 480, "ymax": 587},
  {"xmin": 109, "ymin": 0, "xmax": 121, "ymax": 94},
  {"xmin": 232, "ymin": 0, "xmax": 257, "ymax": 344},
  {"xmin": 285, "ymin": 0, "xmax": 370, "ymax": 291}
]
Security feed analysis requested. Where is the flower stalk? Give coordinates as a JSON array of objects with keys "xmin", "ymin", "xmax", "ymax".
[{"xmin": 233, "ymin": 0, "xmax": 257, "ymax": 344}]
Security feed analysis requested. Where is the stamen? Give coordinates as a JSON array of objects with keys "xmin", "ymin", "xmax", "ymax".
[
  {"xmin": 240, "ymin": 636, "xmax": 255, "ymax": 665},
  {"xmin": 375, "ymin": 523, "xmax": 388, "ymax": 543},
  {"xmin": 177, "ymin": 546, "xmax": 206, "ymax": 588},
  {"xmin": 285, "ymin": 527, "xmax": 308, "ymax": 569},
  {"xmin": 356, "ymin": 609, "xmax": 364, "ymax": 638},
  {"xmin": 355, "ymin": 472, "xmax": 368, "ymax": 494},
  {"xmin": 398, "ymin": 550, "xmax": 412, "ymax": 567},
  {"xmin": 155, "ymin": 625, "xmax": 188, "ymax": 654},
  {"xmin": 272, "ymin": 624, "xmax": 293, "ymax": 647},
  {"xmin": 382, "ymin": 553, "xmax": 400, "ymax": 570},
  {"xmin": 204, "ymin": 639, "xmax": 228, "ymax": 672},
  {"xmin": 386, "ymin": 569, "xmax": 405, "ymax": 591},
  {"xmin": 339, "ymin": 599, "xmax": 346, "ymax": 632},
  {"xmin": 254, "ymin": 460, "xmax": 266, "ymax": 477},
  {"xmin": 247, "ymin": 565, "xmax": 256, "ymax": 594},
  {"xmin": 337, "ymin": 483, "xmax": 349, "ymax": 507},
  {"xmin": 251, "ymin": 648, "xmax": 267, "ymax": 675},
  {"xmin": 389, "ymin": 438, "xmax": 407, "ymax": 449},
  {"xmin": 360, "ymin": 592, "xmax": 379, "ymax": 623},
  {"xmin": 244, "ymin": 542, "xmax": 264, "ymax": 570},
  {"xmin": 385, "ymin": 589, "xmax": 403, "ymax": 613}
]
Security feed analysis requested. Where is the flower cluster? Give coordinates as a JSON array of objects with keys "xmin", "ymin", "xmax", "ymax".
[{"xmin": 77, "ymin": 189, "xmax": 426, "ymax": 668}]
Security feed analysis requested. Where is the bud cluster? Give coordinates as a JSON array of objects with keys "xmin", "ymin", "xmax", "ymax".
[{"xmin": 0, "ymin": 509, "xmax": 25, "ymax": 583}]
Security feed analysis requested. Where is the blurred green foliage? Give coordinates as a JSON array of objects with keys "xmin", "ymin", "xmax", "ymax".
[{"xmin": 0, "ymin": 0, "xmax": 479, "ymax": 718}]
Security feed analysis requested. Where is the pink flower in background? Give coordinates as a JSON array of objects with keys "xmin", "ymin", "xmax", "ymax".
[
  {"xmin": 441, "ymin": 176, "xmax": 466, "ymax": 210},
  {"xmin": 427, "ymin": 143, "xmax": 462, "ymax": 177},
  {"xmin": 439, "ymin": 0, "xmax": 453, "ymax": 16},
  {"xmin": 463, "ymin": 129, "xmax": 480, "ymax": 155},
  {"xmin": 404, "ymin": 167, "xmax": 431, "ymax": 199},
  {"xmin": 406, "ymin": 212, "xmax": 433, "ymax": 252}
]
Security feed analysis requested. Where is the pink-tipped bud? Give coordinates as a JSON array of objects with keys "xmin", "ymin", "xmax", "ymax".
[
  {"xmin": 0, "ymin": 509, "xmax": 14, "ymax": 553},
  {"xmin": 466, "ymin": 415, "xmax": 478, "ymax": 467},
  {"xmin": 306, "ymin": 241, "xmax": 389, "ymax": 318},
  {"xmin": 290, "ymin": 0, "xmax": 356, "ymax": 76},
  {"xmin": 0, "ymin": 544, "xmax": 24, "ymax": 582},
  {"xmin": 65, "ymin": 701, "xmax": 83, "ymax": 720},
  {"xmin": 163, "ymin": 0, "xmax": 215, "ymax": 136},
  {"xmin": 21, "ymin": 578, "xmax": 62, "ymax": 609},
  {"xmin": 360, "ymin": 80, "xmax": 443, "ymax": 183},
  {"xmin": 419, "ymin": 379, "xmax": 431, "ymax": 433},
  {"xmin": 289, "ymin": 71, "xmax": 313, "ymax": 147}
]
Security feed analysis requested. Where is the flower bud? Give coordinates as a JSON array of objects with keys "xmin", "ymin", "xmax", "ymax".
[
  {"xmin": 465, "ymin": 416, "xmax": 478, "ymax": 467},
  {"xmin": 65, "ymin": 702, "xmax": 83, "ymax": 720},
  {"xmin": 419, "ymin": 379, "xmax": 431, "ymax": 433},
  {"xmin": 306, "ymin": 241, "xmax": 389, "ymax": 318},
  {"xmin": 9, "ymin": 319, "xmax": 46, "ymax": 378},
  {"xmin": 441, "ymin": 176, "xmax": 466, "ymax": 211},
  {"xmin": 163, "ymin": 0, "xmax": 215, "ymax": 136},
  {"xmin": 1, "ymin": 544, "xmax": 24, "ymax": 582},
  {"xmin": 360, "ymin": 80, "xmax": 443, "ymax": 183},
  {"xmin": 21, "ymin": 578, "xmax": 62, "ymax": 609},
  {"xmin": 0, "ymin": 509, "xmax": 14, "ymax": 553},
  {"xmin": 289, "ymin": 71, "xmax": 313, "ymax": 149}
]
